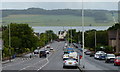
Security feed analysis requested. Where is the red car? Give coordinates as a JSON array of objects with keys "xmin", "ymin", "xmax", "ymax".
[{"xmin": 114, "ymin": 56, "xmax": 120, "ymax": 66}]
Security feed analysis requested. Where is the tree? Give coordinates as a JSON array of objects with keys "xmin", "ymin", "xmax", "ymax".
[
  {"xmin": 2, "ymin": 23, "xmax": 39, "ymax": 55},
  {"xmin": 108, "ymin": 23, "xmax": 120, "ymax": 30},
  {"xmin": 84, "ymin": 29, "xmax": 108, "ymax": 49}
]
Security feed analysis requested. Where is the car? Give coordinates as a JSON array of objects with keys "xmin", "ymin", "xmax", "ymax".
[
  {"xmin": 39, "ymin": 51, "xmax": 47, "ymax": 58},
  {"xmin": 65, "ymin": 43, "xmax": 68, "ymax": 47},
  {"xmin": 98, "ymin": 54, "xmax": 106, "ymax": 60},
  {"xmin": 50, "ymin": 47, "xmax": 54, "ymax": 50},
  {"xmin": 63, "ymin": 46, "xmax": 67, "ymax": 50},
  {"xmin": 45, "ymin": 50, "xmax": 50, "ymax": 54},
  {"xmin": 63, "ymin": 54, "xmax": 69, "ymax": 60},
  {"xmin": 105, "ymin": 54, "xmax": 115, "ymax": 63},
  {"xmin": 90, "ymin": 51, "xmax": 95, "ymax": 57},
  {"xmin": 66, "ymin": 48, "xmax": 74, "ymax": 53},
  {"xmin": 46, "ymin": 45, "xmax": 50, "ymax": 48},
  {"xmin": 84, "ymin": 51, "xmax": 91, "ymax": 55},
  {"xmin": 63, "ymin": 58, "xmax": 78, "ymax": 68},
  {"xmin": 114, "ymin": 56, "xmax": 120, "ymax": 66},
  {"xmin": 94, "ymin": 51, "xmax": 106, "ymax": 59},
  {"xmin": 73, "ymin": 43, "xmax": 79, "ymax": 48},
  {"xmin": 34, "ymin": 49, "xmax": 39, "ymax": 54},
  {"xmin": 63, "ymin": 51, "xmax": 69, "ymax": 54}
]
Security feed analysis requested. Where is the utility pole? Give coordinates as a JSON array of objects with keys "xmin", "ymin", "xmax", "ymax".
[
  {"xmin": 82, "ymin": 0, "xmax": 85, "ymax": 68},
  {"xmin": 95, "ymin": 31, "xmax": 96, "ymax": 52},
  {"xmin": 71, "ymin": 27, "xmax": 72, "ymax": 45},
  {"xmin": 9, "ymin": 24, "xmax": 11, "ymax": 61},
  {"xmin": 68, "ymin": 29, "xmax": 69, "ymax": 46}
]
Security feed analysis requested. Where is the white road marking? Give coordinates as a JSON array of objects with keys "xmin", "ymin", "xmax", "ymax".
[
  {"xmin": 19, "ymin": 58, "xmax": 47, "ymax": 71},
  {"xmin": 2, "ymin": 57, "xmax": 34, "ymax": 68},
  {"xmin": 37, "ymin": 58, "xmax": 49, "ymax": 71},
  {"xmin": 37, "ymin": 43, "xmax": 62, "ymax": 71}
]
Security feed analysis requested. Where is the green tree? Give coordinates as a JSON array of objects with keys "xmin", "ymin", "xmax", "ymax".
[{"xmin": 2, "ymin": 23, "xmax": 39, "ymax": 55}]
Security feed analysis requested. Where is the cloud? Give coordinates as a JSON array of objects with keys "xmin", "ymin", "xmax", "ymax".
[{"xmin": 1, "ymin": 2, "xmax": 118, "ymax": 10}]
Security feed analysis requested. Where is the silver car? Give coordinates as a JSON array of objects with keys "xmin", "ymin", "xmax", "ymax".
[{"xmin": 63, "ymin": 58, "xmax": 78, "ymax": 68}]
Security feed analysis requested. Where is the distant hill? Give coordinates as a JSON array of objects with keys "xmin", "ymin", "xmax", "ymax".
[{"xmin": 1, "ymin": 8, "xmax": 118, "ymax": 26}]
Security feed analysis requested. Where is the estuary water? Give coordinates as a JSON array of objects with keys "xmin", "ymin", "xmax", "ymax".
[{"xmin": 32, "ymin": 26, "xmax": 111, "ymax": 34}]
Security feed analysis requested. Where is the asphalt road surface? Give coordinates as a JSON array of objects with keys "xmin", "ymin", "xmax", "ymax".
[
  {"xmin": 2, "ymin": 41, "xmax": 119, "ymax": 72},
  {"xmin": 2, "ymin": 41, "xmax": 80, "ymax": 72},
  {"xmin": 74, "ymin": 43, "xmax": 120, "ymax": 72}
]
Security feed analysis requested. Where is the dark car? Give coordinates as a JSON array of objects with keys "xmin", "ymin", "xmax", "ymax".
[{"xmin": 39, "ymin": 51, "xmax": 47, "ymax": 58}]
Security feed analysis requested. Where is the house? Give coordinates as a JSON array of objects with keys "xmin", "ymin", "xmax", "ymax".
[{"xmin": 108, "ymin": 29, "xmax": 120, "ymax": 53}]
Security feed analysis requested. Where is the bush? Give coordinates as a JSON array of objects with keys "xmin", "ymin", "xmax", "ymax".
[{"xmin": 95, "ymin": 45, "xmax": 113, "ymax": 52}]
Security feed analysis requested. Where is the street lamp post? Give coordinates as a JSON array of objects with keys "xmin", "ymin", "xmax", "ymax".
[
  {"xmin": 9, "ymin": 24, "xmax": 11, "ymax": 61},
  {"xmin": 71, "ymin": 27, "xmax": 72, "ymax": 45},
  {"xmin": 95, "ymin": 31, "xmax": 96, "ymax": 52},
  {"xmin": 82, "ymin": 0, "xmax": 85, "ymax": 68},
  {"xmin": 68, "ymin": 29, "xmax": 69, "ymax": 46}
]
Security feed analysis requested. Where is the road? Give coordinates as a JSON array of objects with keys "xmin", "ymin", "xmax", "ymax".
[
  {"xmin": 2, "ymin": 41, "xmax": 119, "ymax": 72},
  {"xmin": 2, "ymin": 41, "xmax": 80, "ymax": 72},
  {"xmin": 74, "ymin": 44, "xmax": 120, "ymax": 72}
]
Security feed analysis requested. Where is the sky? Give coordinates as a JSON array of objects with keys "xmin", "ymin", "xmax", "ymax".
[
  {"xmin": 1, "ymin": 0, "xmax": 120, "ymax": 2},
  {"xmin": 0, "ymin": 0, "xmax": 120, "ymax": 10}
]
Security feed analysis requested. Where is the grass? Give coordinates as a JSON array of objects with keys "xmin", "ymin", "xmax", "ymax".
[{"xmin": 2, "ymin": 13, "xmax": 118, "ymax": 26}]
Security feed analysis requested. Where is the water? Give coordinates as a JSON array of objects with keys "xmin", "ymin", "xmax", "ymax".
[{"xmin": 32, "ymin": 26, "xmax": 111, "ymax": 34}]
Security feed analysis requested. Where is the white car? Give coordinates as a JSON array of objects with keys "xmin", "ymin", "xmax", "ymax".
[
  {"xmin": 105, "ymin": 54, "xmax": 115, "ymax": 63},
  {"xmin": 94, "ymin": 51, "xmax": 106, "ymax": 59},
  {"xmin": 34, "ymin": 50, "xmax": 39, "ymax": 54},
  {"xmin": 50, "ymin": 47, "xmax": 54, "ymax": 50},
  {"xmin": 63, "ymin": 54, "xmax": 69, "ymax": 60},
  {"xmin": 63, "ymin": 58, "xmax": 78, "ymax": 68},
  {"xmin": 46, "ymin": 45, "xmax": 50, "ymax": 48},
  {"xmin": 46, "ymin": 50, "xmax": 50, "ymax": 54}
]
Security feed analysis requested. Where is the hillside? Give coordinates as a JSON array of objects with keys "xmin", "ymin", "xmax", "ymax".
[{"xmin": 1, "ymin": 8, "xmax": 118, "ymax": 26}]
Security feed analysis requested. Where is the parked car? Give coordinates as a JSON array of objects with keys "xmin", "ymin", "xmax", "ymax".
[
  {"xmin": 105, "ymin": 54, "xmax": 115, "ymax": 63},
  {"xmin": 39, "ymin": 51, "xmax": 47, "ymax": 58},
  {"xmin": 94, "ymin": 51, "xmax": 106, "ymax": 59},
  {"xmin": 98, "ymin": 54, "xmax": 106, "ymax": 60},
  {"xmin": 114, "ymin": 56, "xmax": 120, "ymax": 66},
  {"xmin": 63, "ymin": 58, "xmax": 78, "ymax": 68}
]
